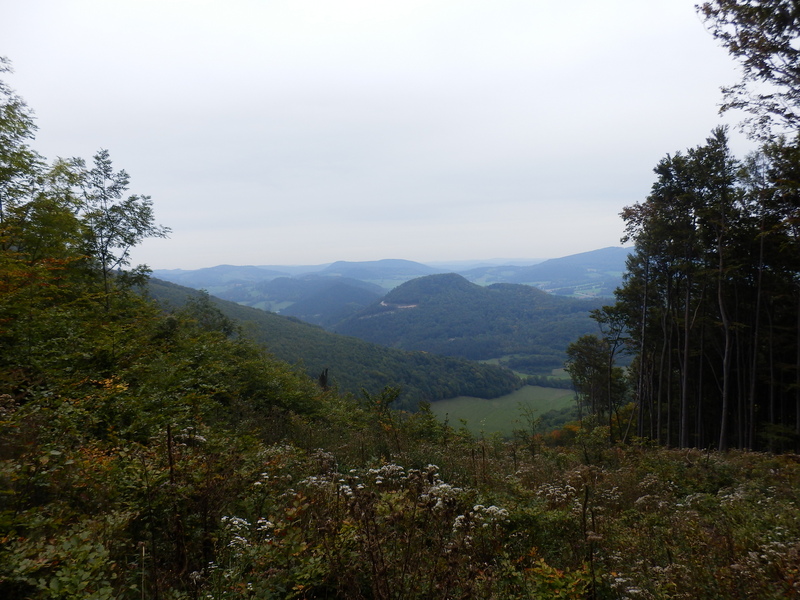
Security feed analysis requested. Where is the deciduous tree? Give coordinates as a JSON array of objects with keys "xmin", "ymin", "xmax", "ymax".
[
  {"xmin": 78, "ymin": 149, "xmax": 170, "ymax": 308},
  {"xmin": 699, "ymin": 0, "xmax": 800, "ymax": 136}
]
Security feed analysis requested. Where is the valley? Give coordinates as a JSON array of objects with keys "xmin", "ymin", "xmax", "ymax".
[
  {"xmin": 148, "ymin": 278, "xmax": 524, "ymax": 413},
  {"xmin": 148, "ymin": 248, "xmax": 628, "ymax": 398},
  {"xmin": 149, "ymin": 251, "xmax": 621, "ymax": 431},
  {"xmin": 428, "ymin": 384, "xmax": 576, "ymax": 437}
]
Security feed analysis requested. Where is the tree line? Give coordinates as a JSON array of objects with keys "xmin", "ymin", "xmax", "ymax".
[{"xmin": 567, "ymin": 1, "xmax": 800, "ymax": 452}]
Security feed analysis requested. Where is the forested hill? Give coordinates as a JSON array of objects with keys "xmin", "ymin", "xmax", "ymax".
[
  {"xmin": 333, "ymin": 273, "xmax": 602, "ymax": 371},
  {"xmin": 148, "ymin": 279, "xmax": 521, "ymax": 409}
]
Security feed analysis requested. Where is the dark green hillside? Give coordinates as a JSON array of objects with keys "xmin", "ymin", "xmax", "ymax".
[
  {"xmin": 383, "ymin": 272, "xmax": 476, "ymax": 303},
  {"xmin": 333, "ymin": 273, "xmax": 602, "ymax": 371},
  {"xmin": 215, "ymin": 275, "xmax": 384, "ymax": 316},
  {"xmin": 148, "ymin": 279, "xmax": 520, "ymax": 408},
  {"xmin": 280, "ymin": 280, "xmax": 384, "ymax": 326},
  {"xmin": 256, "ymin": 274, "xmax": 382, "ymax": 304}
]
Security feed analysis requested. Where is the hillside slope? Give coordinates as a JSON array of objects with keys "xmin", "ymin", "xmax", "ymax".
[
  {"xmin": 147, "ymin": 279, "xmax": 521, "ymax": 409},
  {"xmin": 279, "ymin": 279, "xmax": 384, "ymax": 327},
  {"xmin": 217, "ymin": 275, "xmax": 384, "ymax": 321}
]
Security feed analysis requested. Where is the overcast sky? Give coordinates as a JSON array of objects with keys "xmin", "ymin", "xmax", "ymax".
[{"xmin": 2, "ymin": 0, "xmax": 752, "ymax": 269}]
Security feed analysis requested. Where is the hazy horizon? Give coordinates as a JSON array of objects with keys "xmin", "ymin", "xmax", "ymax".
[
  {"xmin": 151, "ymin": 245, "xmax": 631, "ymax": 273},
  {"xmin": 151, "ymin": 256, "xmax": 548, "ymax": 272},
  {"xmin": 3, "ymin": 1, "xmax": 752, "ymax": 270}
]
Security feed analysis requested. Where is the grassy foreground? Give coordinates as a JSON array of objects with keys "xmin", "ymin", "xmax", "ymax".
[
  {"xmin": 3, "ymin": 383, "xmax": 800, "ymax": 599},
  {"xmin": 200, "ymin": 424, "xmax": 800, "ymax": 600}
]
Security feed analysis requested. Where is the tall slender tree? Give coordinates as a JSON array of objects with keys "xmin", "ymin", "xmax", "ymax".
[
  {"xmin": 606, "ymin": 127, "xmax": 800, "ymax": 450},
  {"xmin": 0, "ymin": 57, "xmax": 40, "ymax": 230}
]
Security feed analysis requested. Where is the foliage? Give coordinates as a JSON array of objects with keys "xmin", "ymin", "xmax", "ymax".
[
  {"xmin": 200, "ymin": 457, "xmax": 591, "ymax": 599},
  {"xmin": 334, "ymin": 273, "xmax": 602, "ymax": 368},
  {"xmin": 565, "ymin": 334, "xmax": 627, "ymax": 429},
  {"xmin": 605, "ymin": 126, "xmax": 800, "ymax": 451},
  {"xmin": 699, "ymin": 0, "xmax": 800, "ymax": 137},
  {"xmin": 0, "ymin": 57, "xmax": 39, "ymax": 225},
  {"xmin": 78, "ymin": 149, "xmax": 170, "ymax": 307}
]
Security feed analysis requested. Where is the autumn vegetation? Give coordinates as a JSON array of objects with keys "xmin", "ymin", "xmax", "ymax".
[{"xmin": 2, "ymin": 2, "xmax": 800, "ymax": 598}]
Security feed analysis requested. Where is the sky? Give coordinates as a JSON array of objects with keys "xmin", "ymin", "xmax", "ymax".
[{"xmin": 2, "ymin": 0, "xmax": 753, "ymax": 269}]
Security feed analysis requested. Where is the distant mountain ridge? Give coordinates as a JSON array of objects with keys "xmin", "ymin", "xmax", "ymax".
[
  {"xmin": 461, "ymin": 247, "xmax": 630, "ymax": 296},
  {"xmin": 155, "ymin": 264, "xmax": 289, "ymax": 287},
  {"xmin": 151, "ymin": 247, "xmax": 629, "ymax": 330},
  {"xmin": 317, "ymin": 259, "xmax": 443, "ymax": 280}
]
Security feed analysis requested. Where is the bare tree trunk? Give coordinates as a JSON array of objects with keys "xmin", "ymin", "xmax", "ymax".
[
  {"xmin": 680, "ymin": 274, "xmax": 692, "ymax": 448},
  {"xmin": 666, "ymin": 322, "xmax": 674, "ymax": 448},
  {"xmin": 637, "ymin": 258, "xmax": 650, "ymax": 439},
  {"xmin": 696, "ymin": 322, "xmax": 706, "ymax": 448},
  {"xmin": 747, "ymin": 234, "xmax": 764, "ymax": 450},
  {"xmin": 796, "ymin": 286, "xmax": 800, "ymax": 451},
  {"xmin": 718, "ymin": 242, "xmax": 733, "ymax": 452},
  {"xmin": 657, "ymin": 327, "xmax": 667, "ymax": 445}
]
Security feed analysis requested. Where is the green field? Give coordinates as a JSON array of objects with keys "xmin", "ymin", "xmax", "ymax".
[{"xmin": 429, "ymin": 385, "xmax": 575, "ymax": 437}]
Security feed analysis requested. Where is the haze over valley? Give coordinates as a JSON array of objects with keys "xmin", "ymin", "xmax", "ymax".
[{"xmin": 152, "ymin": 246, "xmax": 629, "ymax": 311}]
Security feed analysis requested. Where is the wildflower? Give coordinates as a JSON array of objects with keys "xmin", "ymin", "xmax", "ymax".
[
  {"xmin": 256, "ymin": 518, "xmax": 274, "ymax": 532},
  {"xmin": 221, "ymin": 516, "xmax": 251, "ymax": 533}
]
